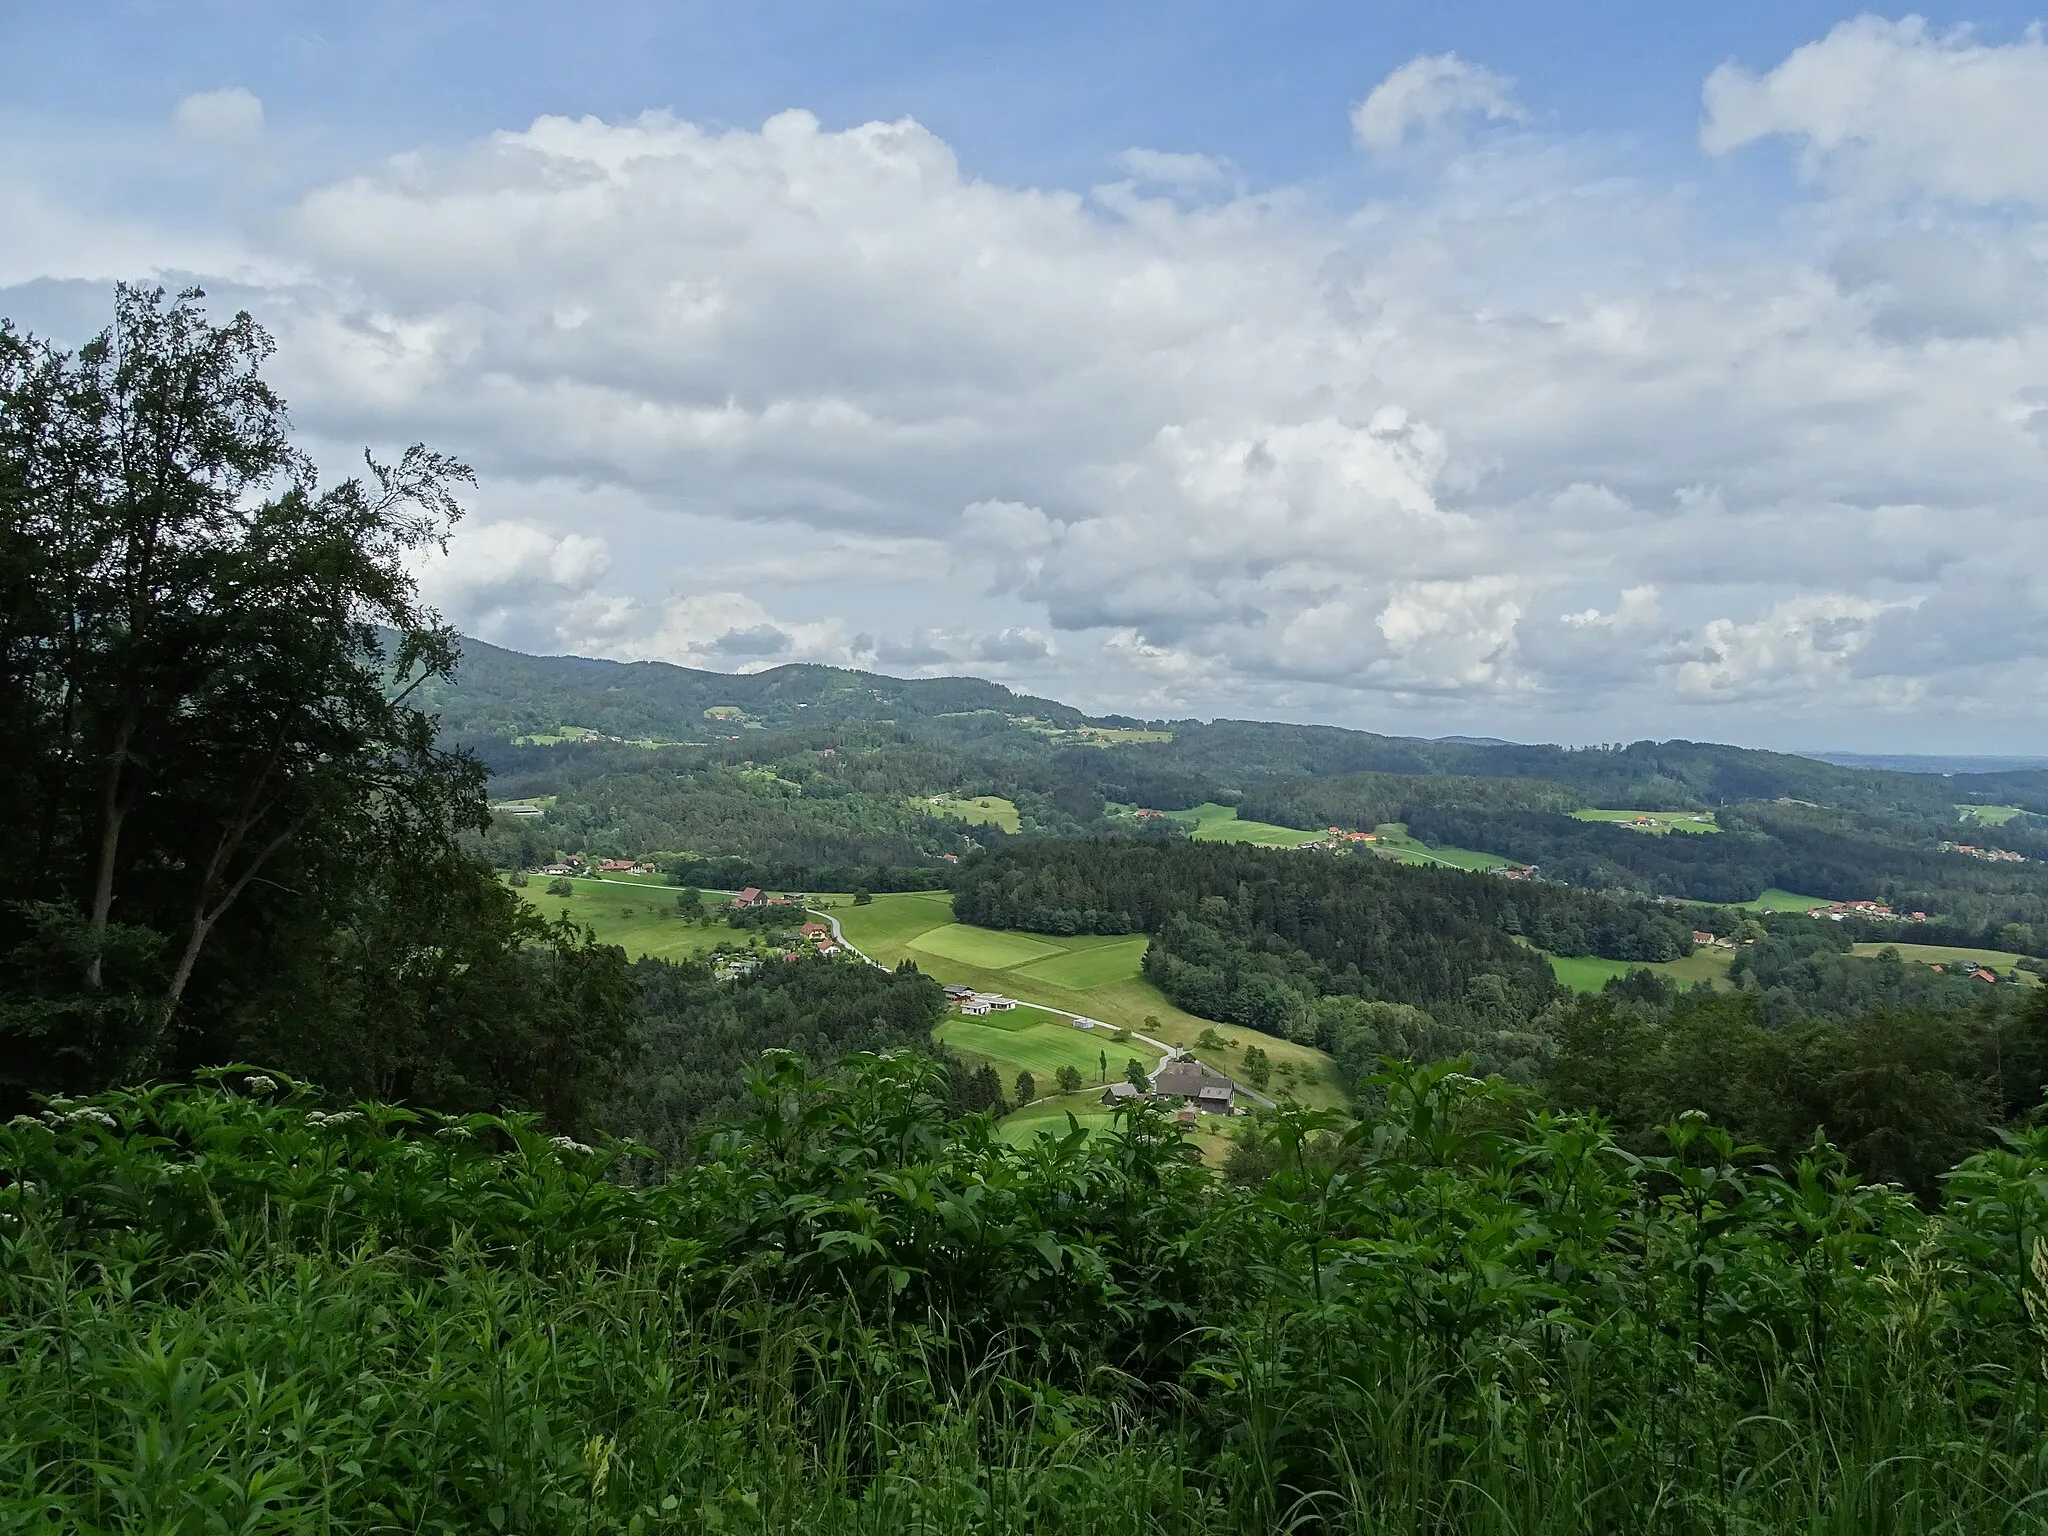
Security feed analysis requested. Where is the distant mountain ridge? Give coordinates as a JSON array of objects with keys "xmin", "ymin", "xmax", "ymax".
[{"xmin": 428, "ymin": 635, "xmax": 2048, "ymax": 816}]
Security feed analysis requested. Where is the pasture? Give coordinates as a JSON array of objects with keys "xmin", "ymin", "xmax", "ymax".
[
  {"xmin": 1849, "ymin": 942, "xmax": 2039, "ymax": 982},
  {"xmin": 834, "ymin": 892, "xmax": 1348, "ymax": 1111},
  {"xmin": 508, "ymin": 875, "xmax": 729, "ymax": 962},
  {"xmin": 923, "ymin": 793, "xmax": 1022, "ymax": 833},
  {"xmin": 1548, "ymin": 948, "xmax": 1736, "ymax": 994},
  {"xmin": 934, "ymin": 1018, "xmax": 1120, "ymax": 1082},
  {"xmin": 1957, "ymin": 804, "xmax": 2025, "ymax": 826},
  {"xmin": 1371, "ymin": 824, "xmax": 1513, "ymax": 871},
  {"xmin": 1573, "ymin": 809, "xmax": 1721, "ymax": 834},
  {"xmin": 1166, "ymin": 802, "xmax": 1325, "ymax": 847}
]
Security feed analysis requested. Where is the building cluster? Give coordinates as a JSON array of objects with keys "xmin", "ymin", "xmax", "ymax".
[
  {"xmin": 1808, "ymin": 900, "xmax": 1928, "ymax": 922},
  {"xmin": 1102, "ymin": 1057, "xmax": 1240, "ymax": 1120},
  {"xmin": 942, "ymin": 983, "xmax": 1017, "ymax": 1016},
  {"xmin": 1941, "ymin": 842, "xmax": 2026, "ymax": 862},
  {"xmin": 531, "ymin": 853, "xmax": 655, "ymax": 877},
  {"xmin": 1690, "ymin": 930, "xmax": 1738, "ymax": 949}
]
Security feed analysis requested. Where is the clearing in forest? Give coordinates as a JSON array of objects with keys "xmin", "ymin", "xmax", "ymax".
[
  {"xmin": 831, "ymin": 892, "xmax": 1347, "ymax": 1114},
  {"xmin": 1370, "ymin": 824, "xmax": 1512, "ymax": 871},
  {"xmin": 922, "ymin": 793, "xmax": 1022, "ymax": 832},
  {"xmin": 1164, "ymin": 803, "xmax": 1324, "ymax": 847},
  {"xmin": 1548, "ymin": 949, "xmax": 1736, "ymax": 994},
  {"xmin": 1573, "ymin": 809, "xmax": 1721, "ymax": 834}
]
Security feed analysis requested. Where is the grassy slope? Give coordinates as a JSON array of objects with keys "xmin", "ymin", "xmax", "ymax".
[
  {"xmin": 1370, "ymin": 824, "xmax": 1513, "ymax": 871},
  {"xmin": 1957, "ymin": 804, "xmax": 2025, "ymax": 825},
  {"xmin": 1572, "ymin": 809, "xmax": 1722, "ymax": 834},
  {"xmin": 924, "ymin": 794, "xmax": 1022, "ymax": 832},
  {"xmin": 1549, "ymin": 949, "xmax": 1737, "ymax": 994},
  {"xmin": 1168, "ymin": 803, "xmax": 1325, "ymax": 847},
  {"xmin": 510, "ymin": 876, "xmax": 729, "ymax": 962},
  {"xmin": 833, "ymin": 893, "xmax": 1348, "ymax": 1112},
  {"xmin": 1848, "ymin": 941, "xmax": 2039, "ymax": 982}
]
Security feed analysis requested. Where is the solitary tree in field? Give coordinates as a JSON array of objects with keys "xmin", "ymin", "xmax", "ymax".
[
  {"xmin": 1014, "ymin": 1070, "xmax": 1035, "ymax": 1105},
  {"xmin": 1242, "ymin": 1045, "xmax": 1271, "ymax": 1090},
  {"xmin": 1055, "ymin": 1064, "xmax": 1082, "ymax": 1093}
]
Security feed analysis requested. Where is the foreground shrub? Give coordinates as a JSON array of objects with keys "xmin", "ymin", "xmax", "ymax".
[{"xmin": 4, "ymin": 1059, "xmax": 2047, "ymax": 1532}]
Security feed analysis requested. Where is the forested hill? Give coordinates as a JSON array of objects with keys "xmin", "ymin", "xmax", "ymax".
[
  {"xmin": 419, "ymin": 635, "xmax": 1097, "ymax": 744},
  {"xmin": 432, "ymin": 635, "xmax": 2048, "ymax": 816}
]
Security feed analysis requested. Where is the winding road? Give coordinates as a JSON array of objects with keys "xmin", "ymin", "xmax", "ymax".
[{"xmin": 806, "ymin": 907, "xmax": 1276, "ymax": 1108}]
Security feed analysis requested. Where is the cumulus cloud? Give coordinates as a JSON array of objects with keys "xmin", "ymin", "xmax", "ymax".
[
  {"xmin": 12, "ymin": 24, "xmax": 2048, "ymax": 743},
  {"xmin": 1702, "ymin": 17, "xmax": 2048, "ymax": 204},
  {"xmin": 1352, "ymin": 54, "xmax": 1525, "ymax": 155}
]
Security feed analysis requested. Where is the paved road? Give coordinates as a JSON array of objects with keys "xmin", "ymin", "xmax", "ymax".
[{"xmin": 807, "ymin": 907, "xmax": 1275, "ymax": 1109}]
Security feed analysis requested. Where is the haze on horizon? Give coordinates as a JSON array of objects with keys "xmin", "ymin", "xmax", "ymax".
[{"xmin": 8, "ymin": 2, "xmax": 2048, "ymax": 754}]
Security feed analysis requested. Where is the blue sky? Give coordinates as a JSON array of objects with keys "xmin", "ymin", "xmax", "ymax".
[{"xmin": 7, "ymin": 5, "xmax": 2048, "ymax": 750}]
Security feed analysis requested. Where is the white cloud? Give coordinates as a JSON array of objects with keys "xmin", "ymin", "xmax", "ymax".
[
  {"xmin": 11, "ymin": 25, "xmax": 2048, "ymax": 745},
  {"xmin": 1115, "ymin": 148, "xmax": 1231, "ymax": 188},
  {"xmin": 1352, "ymin": 54, "xmax": 1525, "ymax": 156},
  {"xmin": 1702, "ymin": 17, "xmax": 2048, "ymax": 204},
  {"xmin": 173, "ymin": 87, "xmax": 266, "ymax": 148}
]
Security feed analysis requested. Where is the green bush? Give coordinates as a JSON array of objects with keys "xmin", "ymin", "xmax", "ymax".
[{"xmin": 5, "ymin": 1059, "xmax": 2047, "ymax": 1531}]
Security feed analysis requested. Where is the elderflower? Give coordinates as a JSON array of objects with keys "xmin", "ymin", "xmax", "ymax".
[
  {"xmin": 313, "ymin": 1110, "xmax": 362, "ymax": 1128},
  {"xmin": 51, "ymin": 1107, "xmax": 117, "ymax": 1129},
  {"xmin": 244, "ymin": 1075, "xmax": 278, "ymax": 1095},
  {"xmin": 549, "ymin": 1135, "xmax": 595, "ymax": 1155}
]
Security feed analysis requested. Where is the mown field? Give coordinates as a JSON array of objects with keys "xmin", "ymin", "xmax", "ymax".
[
  {"xmin": 1849, "ymin": 941, "xmax": 2040, "ymax": 983},
  {"xmin": 1547, "ymin": 948, "xmax": 1737, "ymax": 994},
  {"xmin": 1957, "ymin": 803, "xmax": 2025, "ymax": 825},
  {"xmin": 922, "ymin": 793, "xmax": 1022, "ymax": 832},
  {"xmin": 509, "ymin": 875, "xmax": 731, "ymax": 962},
  {"xmin": 1572, "ymin": 808, "xmax": 1721, "ymax": 834},
  {"xmin": 1164, "ymin": 802, "xmax": 1325, "ymax": 847},
  {"xmin": 1370, "ymin": 823, "xmax": 1513, "ymax": 871},
  {"xmin": 832, "ymin": 893, "xmax": 1346, "ymax": 1114}
]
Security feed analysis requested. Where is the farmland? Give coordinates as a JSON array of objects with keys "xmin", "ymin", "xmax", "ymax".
[
  {"xmin": 1548, "ymin": 948, "xmax": 1737, "ymax": 993},
  {"xmin": 921, "ymin": 792, "xmax": 1022, "ymax": 832},
  {"xmin": 1163, "ymin": 802, "xmax": 1325, "ymax": 846},
  {"xmin": 1572, "ymin": 808, "xmax": 1721, "ymax": 834},
  {"xmin": 1957, "ymin": 804, "xmax": 2026, "ymax": 825},
  {"xmin": 1848, "ymin": 941, "xmax": 2039, "ymax": 982},
  {"xmin": 833, "ymin": 892, "xmax": 1346, "ymax": 1112},
  {"xmin": 508, "ymin": 874, "xmax": 729, "ymax": 962},
  {"xmin": 1370, "ymin": 823, "xmax": 1513, "ymax": 870}
]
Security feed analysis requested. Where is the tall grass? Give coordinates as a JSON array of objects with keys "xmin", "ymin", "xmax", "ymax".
[{"xmin": 4, "ymin": 1058, "xmax": 2046, "ymax": 1532}]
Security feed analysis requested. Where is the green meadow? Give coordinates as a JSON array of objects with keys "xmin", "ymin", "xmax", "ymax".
[
  {"xmin": 509, "ymin": 875, "xmax": 731, "ymax": 962},
  {"xmin": 1548, "ymin": 947, "xmax": 1737, "ymax": 994},
  {"xmin": 1957, "ymin": 803, "xmax": 2026, "ymax": 825},
  {"xmin": 1371, "ymin": 823, "xmax": 1514, "ymax": 870},
  {"xmin": 834, "ymin": 893, "xmax": 1347, "ymax": 1112},
  {"xmin": 1165, "ymin": 802, "xmax": 1325, "ymax": 847},
  {"xmin": 1849, "ymin": 941, "xmax": 2039, "ymax": 982},
  {"xmin": 1572, "ymin": 808, "xmax": 1721, "ymax": 834},
  {"xmin": 922, "ymin": 793, "xmax": 1022, "ymax": 832}
]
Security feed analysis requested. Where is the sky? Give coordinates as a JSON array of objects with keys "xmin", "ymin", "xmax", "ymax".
[{"xmin": 7, "ymin": 4, "xmax": 2048, "ymax": 752}]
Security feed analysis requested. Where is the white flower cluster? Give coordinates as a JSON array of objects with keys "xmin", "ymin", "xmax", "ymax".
[
  {"xmin": 434, "ymin": 1125, "xmax": 474, "ymax": 1141},
  {"xmin": 45, "ymin": 1107, "xmax": 117, "ymax": 1129},
  {"xmin": 549, "ymin": 1135, "xmax": 595, "ymax": 1155},
  {"xmin": 244, "ymin": 1075, "xmax": 279, "ymax": 1095},
  {"xmin": 305, "ymin": 1110, "xmax": 363, "ymax": 1128}
]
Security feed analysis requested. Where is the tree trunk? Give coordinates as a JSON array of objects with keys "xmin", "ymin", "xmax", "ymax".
[{"xmin": 82, "ymin": 706, "xmax": 138, "ymax": 991}]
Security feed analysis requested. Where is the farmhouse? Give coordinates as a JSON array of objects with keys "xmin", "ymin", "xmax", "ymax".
[
  {"xmin": 730, "ymin": 888, "xmax": 764, "ymax": 909},
  {"xmin": 1149, "ymin": 1059, "xmax": 1238, "ymax": 1113},
  {"xmin": 959, "ymin": 997, "xmax": 992, "ymax": 1016},
  {"xmin": 1100, "ymin": 1082, "xmax": 1144, "ymax": 1106},
  {"xmin": 798, "ymin": 923, "xmax": 832, "ymax": 941},
  {"xmin": 942, "ymin": 985, "xmax": 975, "ymax": 1002}
]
